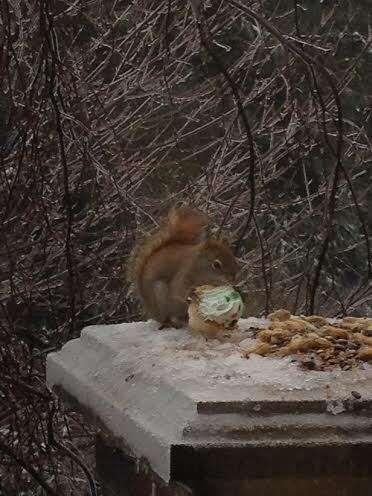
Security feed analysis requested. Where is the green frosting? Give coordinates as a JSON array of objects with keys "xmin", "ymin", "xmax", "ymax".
[{"xmin": 197, "ymin": 286, "xmax": 244, "ymax": 323}]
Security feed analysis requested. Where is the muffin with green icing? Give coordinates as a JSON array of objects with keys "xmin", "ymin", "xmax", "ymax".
[{"xmin": 188, "ymin": 285, "xmax": 244, "ymax": 335}]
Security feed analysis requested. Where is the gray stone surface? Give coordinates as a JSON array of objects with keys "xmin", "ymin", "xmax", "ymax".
[{"xmin": 46, "ymin": 320, "xmax": 372, "ymax": 482}]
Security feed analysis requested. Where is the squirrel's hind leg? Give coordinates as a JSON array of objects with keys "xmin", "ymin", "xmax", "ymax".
[
  {"xmin": 158, "ymin": 321, "xmax": 171, "ymax": 330},
  {"xmin": 152, "ymin": 280, "xmax": 172, "ymax": 328},
  {"xmin": 150, "ymin": 281, "xmax": 188, "ymax": 330},
  {"xmin": 170, "ymin": 315, "xmax": 188, "ymax": 329},
  {"xmin": 158, "ymin": 316, "xmax": 186, "ymax": 330}
]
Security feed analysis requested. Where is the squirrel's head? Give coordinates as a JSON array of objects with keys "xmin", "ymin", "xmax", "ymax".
[{"xmin": 191, "ymin": 239, "xmax": 237, "ymax": 286}]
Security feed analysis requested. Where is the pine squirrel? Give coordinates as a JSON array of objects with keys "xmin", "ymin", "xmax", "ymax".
[{"xmin": 127, "ymin": 206, "xmax": 237, "ymax": 328}]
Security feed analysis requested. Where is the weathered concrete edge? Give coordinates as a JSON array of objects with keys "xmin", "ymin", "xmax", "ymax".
[{"xmin": 46, "ymin": 348, "xmax": 196, "ymax": 481}]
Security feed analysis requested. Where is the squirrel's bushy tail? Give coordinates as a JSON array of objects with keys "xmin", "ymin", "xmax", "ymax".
[{"xmin": 127, "ymin": 206, "xmax": 208, "ymax": 293}]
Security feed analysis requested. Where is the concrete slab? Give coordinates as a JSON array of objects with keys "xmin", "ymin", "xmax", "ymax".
[{"xmin": 46, "ymin": 319, "xmax": 372, "ymax": 483}]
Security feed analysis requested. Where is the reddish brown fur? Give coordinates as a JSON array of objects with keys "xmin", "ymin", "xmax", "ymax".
[{"xmin": 127, "ymin": 207, "xmax": 237, "ymax": 328}]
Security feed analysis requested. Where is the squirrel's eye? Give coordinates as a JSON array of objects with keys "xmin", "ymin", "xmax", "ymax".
[{"xmin": 212, "ymin": 259, "xmax": 222, "ymax": 270}]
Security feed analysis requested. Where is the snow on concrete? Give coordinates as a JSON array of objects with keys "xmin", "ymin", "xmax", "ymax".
[{"xmin": 103, "ymin": 318, "xmax": 372, "ymax": 400}]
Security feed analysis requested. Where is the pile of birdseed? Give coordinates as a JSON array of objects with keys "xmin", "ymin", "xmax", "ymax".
[{"xmin": 242, "ymin": 310, "xmax": 372, "ymax": 371}]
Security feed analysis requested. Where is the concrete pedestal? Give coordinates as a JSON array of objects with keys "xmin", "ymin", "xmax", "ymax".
[{"xmin": 46, "ymin": 320, "xmax": 372, "ymax": 495}]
